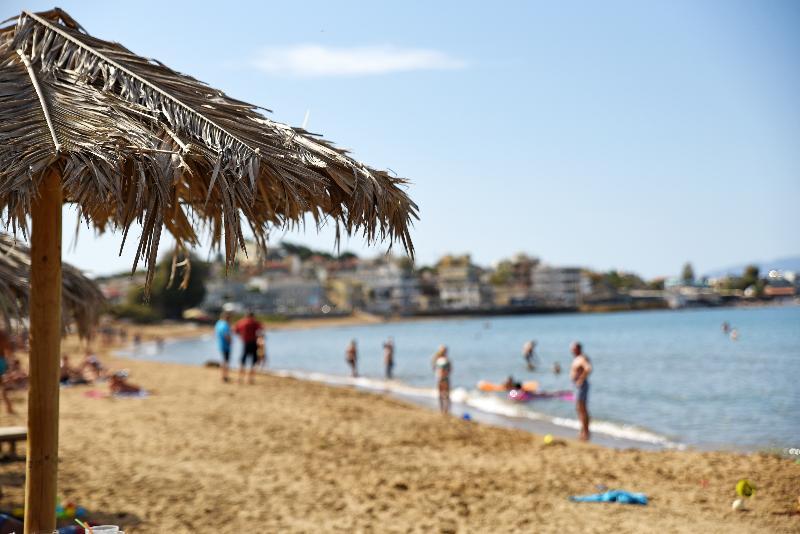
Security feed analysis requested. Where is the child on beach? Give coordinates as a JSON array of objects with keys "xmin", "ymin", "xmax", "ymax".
[
  {"xmin": 109, "ymin": 370, "xmax": 142, "ymax": 395},
  {"xmin": 256, "ymin": 336, "xmax": 267, "ymax": 369},
  {"xmin": 432, "ymin": 345, "xmax": 452, "ymax": 415}
]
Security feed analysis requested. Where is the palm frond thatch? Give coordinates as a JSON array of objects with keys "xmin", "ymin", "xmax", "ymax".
[
  {"xmin": 0, "ymin": 233, "xmax": 105, "ymax": 337},
  {"xmin": 0, "ymin": 8, "xmax": 417, "ymax": 292}
]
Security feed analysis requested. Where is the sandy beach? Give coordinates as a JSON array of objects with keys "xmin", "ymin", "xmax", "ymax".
[{"xmin": 0, "ymin": 323, "xmax": 798, "ymax": 533}]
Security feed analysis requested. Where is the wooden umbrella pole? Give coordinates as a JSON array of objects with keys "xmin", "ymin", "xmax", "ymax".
[{"xmin": 24, "ymin": 168, "xmax": 63, "ymax": 534}]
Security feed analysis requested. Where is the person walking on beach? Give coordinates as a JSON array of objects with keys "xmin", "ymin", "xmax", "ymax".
[
  {"xmin": 569, "ymin": 341, "xmax": 592, "ymax": 441},
  {"xmin": 383, "ymin": 337, "xmax": 395, "ymax": 379},
  {"xmin": 234, "ymin": 311, "xmax": 263, "ymax": 385},
  {"xmin": 522, "ymin": 340, "xmax": 537, "ymax": 370},
  {"xmin": 432, "ymin": 345, "xmax": 452, "ymax": 415},
  {"xmin": 256, "ymin": 336, "xmax": 268, "ymax": 369},
  {"xmin": 346, "ymin": 339, "xmax": 358, "ymax": 377},
  {"xmin": 215, "ymin": 311, "xmax": 232, "ymax": 383}
]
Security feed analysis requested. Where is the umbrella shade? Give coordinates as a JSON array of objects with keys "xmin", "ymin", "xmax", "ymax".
[
  {"xmin": 0, "ymin": 8, "xmax": 416, "ymax": 289},
  {"xmin": 0, "ymin": 233, "xmax": 104, "ymax": 337},
  {"xmin": 0, "ymin": 8, "xmax": 417, "ymax": 533}
]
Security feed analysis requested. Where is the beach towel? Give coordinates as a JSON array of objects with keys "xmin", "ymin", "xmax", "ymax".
[
  {"xmin": 84, "ymin": 389, "xmax": 150, "ymax": 399},
  {"xmin": 114, "ymin": 390, "xmax": 150, "ymax": 398},
  {"xmin": 569, "ymin": 490, "xmax": 648, "ymax": 505}
]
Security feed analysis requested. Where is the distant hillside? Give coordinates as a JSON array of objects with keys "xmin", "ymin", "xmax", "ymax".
[{"xmin": 704, "ymin": 255, "xmax": 800, "ymax": 278}]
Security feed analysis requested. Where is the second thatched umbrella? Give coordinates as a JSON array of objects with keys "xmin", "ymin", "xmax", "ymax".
[
  {"xmin": 0, "ymin": 233, "xmax": 105, "ymax": 337},
  {"xmin": 0, "ymin": 8, "xmax": 416, "ymax": 532}
]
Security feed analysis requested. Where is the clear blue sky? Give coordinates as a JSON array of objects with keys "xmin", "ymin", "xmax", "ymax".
[{"xmin": 6, "ymin": 0, "xmax": 799, "ymax": 278}]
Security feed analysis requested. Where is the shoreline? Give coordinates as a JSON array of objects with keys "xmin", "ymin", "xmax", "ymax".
[
  {"xmin": 123, "ymin": 325, "xmax": 771, "ymax": 455},
  {"xmin": 254, "ymin": 368, "xmax": 676, "ymax": 452},
  {"xmin": 261, "ymin": 299, "xmax": 800, "ymax": 329},
  {"xmin": 119, "ymin": 330, "xmax": 677, "ymax": 452},
  {"xmin": 0, "ymin": 323, "xmax": 798, "ymax": 532}
]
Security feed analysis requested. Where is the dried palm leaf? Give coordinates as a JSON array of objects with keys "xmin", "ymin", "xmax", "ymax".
[
  {"xmin": 0, "ymin": 8, "xmax": 417, "ymax": 292},
  {"xmin": 0, "ymin": 233, "xmax": 104, "ymax": 337}
]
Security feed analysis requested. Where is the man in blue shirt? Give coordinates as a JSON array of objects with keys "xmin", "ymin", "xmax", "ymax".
[{"xmin": 215, "ymin": 311, "xmax": 232, "ymax": 382}]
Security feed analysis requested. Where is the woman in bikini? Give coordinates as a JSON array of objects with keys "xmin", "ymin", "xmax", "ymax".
[{"xmin": 431, "ymin": 345, "xmax": 452, "ymax": 415}]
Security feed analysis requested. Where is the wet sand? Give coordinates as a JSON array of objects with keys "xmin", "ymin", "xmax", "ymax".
[{"xmin": 0, "ymin": 324, "xmax": 798, "ymax": 532}]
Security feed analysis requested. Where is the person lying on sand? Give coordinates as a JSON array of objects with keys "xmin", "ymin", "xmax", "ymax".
[
  {"xmin": 109, "ymin": 370, "xmax": 142, "ymax": 395},
  {"xmin": 60, "ymin": 354, "xmax": 89, "ymax": 385},
  {"xmin": 79, "ymin": 351, "xmax": 107, "ymax": 382}
]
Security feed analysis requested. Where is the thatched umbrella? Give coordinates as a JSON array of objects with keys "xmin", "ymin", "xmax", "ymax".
[
  {"xmin": 0, "ymin": 233, "xmax": 105, "ymax": 337},
  {"xmin": 0, "ymin": 8, "xmax": 416, "ymax": 532}
]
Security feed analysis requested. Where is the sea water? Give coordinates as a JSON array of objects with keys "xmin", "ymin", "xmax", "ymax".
[{"xmin": 122, "ymin": 305, "xmax": 800, "ymax": 451}]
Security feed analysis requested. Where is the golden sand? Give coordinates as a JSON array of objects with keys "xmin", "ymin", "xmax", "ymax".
[{"xmin": 0, "ymin": 323, "xmax": 798, "ymax": 533}]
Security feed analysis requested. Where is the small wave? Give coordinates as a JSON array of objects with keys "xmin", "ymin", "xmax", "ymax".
[
  {"xmin": 271, "ymin": 369, "xmax": 439, "ymax": 399},
  {"xmin": 266, "ymin": 368, "xmax": 681, "ymax": 448},
  {"xmin": 464, "ymin": 391, "xmax": 679, "ymax": 448},
  {"xmin": 550, "ymin": 417, "xmax": 682, "ymax": 448}
]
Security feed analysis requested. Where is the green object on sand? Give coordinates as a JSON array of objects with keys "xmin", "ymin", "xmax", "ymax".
[{"xmin": 736, "ymin": 479, "xmax": 755, "ymax": 497}]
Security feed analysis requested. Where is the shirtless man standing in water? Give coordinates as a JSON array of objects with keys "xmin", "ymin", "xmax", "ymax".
[{"xmin": 569, "ymin": 341, "xmax": 592, "ymax": 441}]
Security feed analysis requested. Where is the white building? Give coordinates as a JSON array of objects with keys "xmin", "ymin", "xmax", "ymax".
[
  {"xmin": 663, "ymin": 278, "xmax": 721, "ymax": 308},
  {"xmin": 437, "ymin": 261, "xmax": 492, "ymax": 310},
  {"xmin": 259, "ymin": 276, "xmax": 325, "ymax": 314},
  {"xmin": 530, "ymin": 266, "xmax": 589, "ymax": 307},
  {"xmin": 352, "ymin": 257, "xmax": 419, "ymax": 315}
]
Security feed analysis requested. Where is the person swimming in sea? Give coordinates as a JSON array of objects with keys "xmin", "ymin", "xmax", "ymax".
[
  {"xmin": 522, "ymin": 340, "xmax": 537, "ymax": 370},
  {"xmin": 346, "ymin": 339, "xmax": 358, "ymax": 377},
  {"xmin": 502, "ymin": 375, "xmax": 522, "ymax": 390},
  {"xmin": 383, "ymin": 337, "xmax": 395, "ymax": 379},
  {"xmin": 432, "ymin": 345, "xmax": 452, "ymax": 415}
]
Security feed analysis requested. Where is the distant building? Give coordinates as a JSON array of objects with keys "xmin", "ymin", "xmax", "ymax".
[
  {"xmin": 764, "ymin": 271, "xmax": 797, "ymax": 298},
  {"xmin": 349, "ymin": 256, "xmax": 419, "ymax": 315},
  {"xmin": 326, "ymin": 277, "xmax": 365, "ymax": 312},
  {"xmin": 490, "ymin": 253, "xmax": 540, "ymax": 307},
  {"xmin": 202, "ymin": 272, "xmax": 326, "ymax": 316},
  {"xmin": 663, "ymin": 278, "xmax": 721, "ymax": 308},
  {"xmin": 97, "ymin": 273, "xmax": 146, "ymax": 305},
  {"xmin": 530, "ymin": 266, "xmax": 589, "ymax": 308},
  {"xmin": 415, "ymin": 270, "xmax": 441, "ymax": 311},
  {"xmin": 258, "ymin": 276, "xmax": 325, "ymax": 314},
  {"xmin": 437, "ymin": 255, "xmax": 492, "ymax": 309}
]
